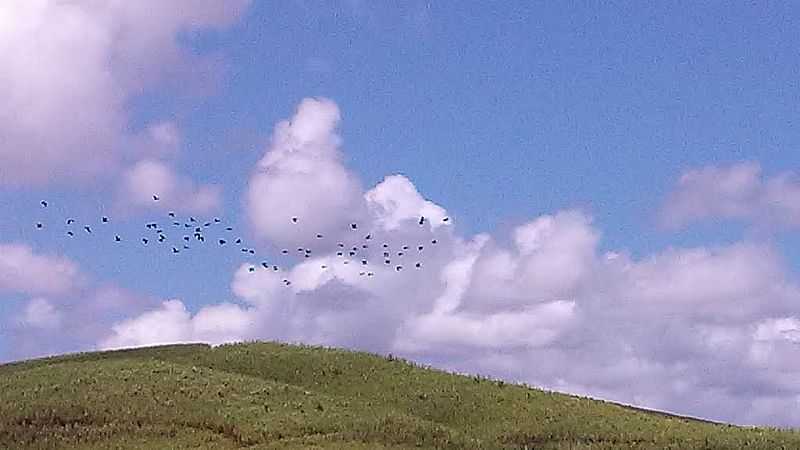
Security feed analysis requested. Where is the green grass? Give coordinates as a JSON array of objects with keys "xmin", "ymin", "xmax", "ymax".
[{"xmin": 1, "ymin": 342, "xmax": 798, "ymax": 449}]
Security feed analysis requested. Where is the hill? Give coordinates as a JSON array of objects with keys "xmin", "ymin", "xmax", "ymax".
[{"xmin": 1, "ymin": 342, "xmax": 798, "ymax": 449}]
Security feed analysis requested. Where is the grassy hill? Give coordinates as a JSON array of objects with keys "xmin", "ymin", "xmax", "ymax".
[{"xmin": 1, "ymin": 342, "xmax": 798, "ymax": 449}]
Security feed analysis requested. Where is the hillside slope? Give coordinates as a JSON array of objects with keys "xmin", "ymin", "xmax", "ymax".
[{"xmin": 1, "ymin": 342, "xmax": 798, "ymax": 449}]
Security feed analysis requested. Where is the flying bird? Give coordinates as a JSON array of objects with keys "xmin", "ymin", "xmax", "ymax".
[
  {"xmin": 219, "ymin": 239, "xmax": 227, "ymax": 245},
  {"xmin": 226, "ymin": 227, "xmax": 233, "ymax": 231},
  {"xmin": 66, "ymin": 219, "xmax": 75, "ymax": 225},
  {"xmin": 66, "ymin": 231, "xmax": 74, "ymax": 237},
  {"xmin": 418, "ymin": 246, "xmax": 424, "ymax": 251},
  {"xmin": 364, "ymin": 234, "xmax": 371, "ymax": 240},
  {"xmin": 291, "ymin": 217, "xmax": 298, "ymax": 223},
  {"xmin": 168, "ymin": 212, "xmax": 175, "ymax": 218},
  {"xmin": 431, "ymin": 239, "xmax": 438, "ymax": 244},
  {"xmin": 84, "ymin": 226, "xmax": 92, "ymax": 234},
  {"xmin": 418, "ymin": 216, "xmax": 425, "ymax": 225},
  {"xmin": 249, "ymin": 267, "xmax": 256, "ymax": 273},
  {"xmin": 142, "ymin": 238, "xmax": 149, "ymax": 245},
  {"xmin": 316, "ymin": 234, "xmax": 323, "ymax": 239},
  {"xmin": 115, "ymin": 235, "xmax": 121, "ymax": 242},
  {"xmin": 172, "ymin": 247, "xmax": 180, "ymax": 253},
  {"xmin": 40, "ymin": 201, "xmax": 47, "ymax": 208},
  {"xmin": 350, "ymin": 223, "xmax": 358, "ymax": 230},
  {"xmin": 281, "ymin": 249, "xmax": 288, "ymax": 254},
  {"xmin": 35, "ymin": 222, "xmax": 43, "ymax": 229},
  {"xmin": 102, "ymin": 216, "xmax": 109, "ymax": 223},
  {"xmin": 415, "ymin": 262, "xmax": 422, "ymax": 268},
  {"xmin": 153, "ymin": 195, "xmax": 160, "ymax": 201},
  {"xmin": 396, "ymin": 265, "xmax": 403, "ymax": 271},
  {"xmin": 443, "ymin": 217, "xmax": 449, "ymax": 222}
]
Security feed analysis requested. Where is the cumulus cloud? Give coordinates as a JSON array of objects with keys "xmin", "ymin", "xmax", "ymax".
[
  {"xmin": 20, "ymin": 298, "xmax": 62, "ymax": 330},
  {"xmin": 120, "ymin": 159, "xmax": 221, "ymax": 213},
  {"xmin": 0, "ymin": 244, "xmax": 83, "ymax": 296},
  {"xmin": 661, "ymin": 161, "xmax": 800, "ymax": 229},
  {"xmin": 246, "ymin": 98, "xmax": 367, "ymax": 248},
  {"xmin": 0, "ymin": 0, "xmax": 248, "ymax": 186},
  {"xmin": 95, "ymin": 100, "xmax": 800, "ymax": 427},
  {"xmin": 100, "ymin": 300, "xmax": 253, "ymax": 350}
]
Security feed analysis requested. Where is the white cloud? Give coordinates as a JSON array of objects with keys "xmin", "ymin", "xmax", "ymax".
[
  {"xmin": 0, "ymin": 0, "xmax": 249, "ymax": 186},
  {"xmin": 0, "ymin": 244, "xmax": 82, "ymax": 296},
  {"xmin": 20, "ymin": 298, "xmax": 62, "ymax": 330},
  {"xmin": 246, "ymin": 97, "xmax": 367, "ymax": 248},
  {"xmin": 661, "ymin": 161, "xmax": 800, "ymax": 229},
  {"xmin": 100, "ymin": 299, "xmax": 253, "ymax": 350},
  {"xmin": 120, "ymin": 159, "xmax": 221, "ymax": 213}
]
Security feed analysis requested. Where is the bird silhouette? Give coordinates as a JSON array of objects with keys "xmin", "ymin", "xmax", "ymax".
[
  {"xmin": 66, "ymin": 231, "xmax": 74, "ymax": 237},
  {"xmin": 443, "ymin": 217, "xmax": 449, "ymax": 222},
  {"xmin": 219, "ymin": 239, "xmax": 226, "ymax": 245},
  {"xmin": 66, "ymin": 219, "xmax": 75, "ymax": 225},
  {"xmin": 291, "ymin": 217, "xmax": 298, "ymax": 223},
  {"xmin": 365, "ymin": 234, "xmax": 371, "ymax": 240},
  {"xmin": 36, "ymin": 222, "xmax": 43, "ymax": 229},
  {"xmin": 214, "ymin": 218, "xmax": 221, "ymax": 223},
  {"xmin": 235, "ymin": 238, "xmax": 242, "ymax": 245},
  {"xmin": 248, "ymin": 266, "xmax": 255, "ymax": 273},
  {"xmin": 350, "ymin": 223, "xmax": 358, "ymax": 230},
  {"xmin": 281, "ymin": 249, "xmax": 288, "ymax": 254},
  {"xmin": 40, "ymin": 201, "xmax": 47, "ymax": 208},
  {"xmin": 226, "ymin": 227, "xmax": 233, "ymax": 231},
  {"xmin": 418, "ymin": 245, "xmax": 424, "ymax": 251},
  {"xmin": 415, "ymin": 262, "xmax": 421, "ymax": 268},
  {"xmin": 396, "ymin": 265, "xmax": 403, "ymax": 271},
  {"xmin": 261, "ymin": 262, "xmax": 270, "ymax": 269},
  {"xmin": 418, "ymin": 216, "xmax": 425, "ymax": 225},
  {"xmin": 101, "ymin": 216, "xmax": 109, "ymax": 223},
  {"xmin": 316, "ymin": 234, "xmax": 323, "ymax": 239},
  {"xmin": 84, "ymin": 226, "xmax": 92, "ymax": 234},
  {"xmin": 168, "ymin": 212, "xmax": 175, "ymax": 218},
  {"xmin": 431, "ymin": 239, "xmax": 438, "ymax": 244},
  {"xmin": 153, "ymin": 195, "xmax": 160, "ymax": 201},
  {"xmin": 115, "ymin": 235, "xmax": 121, "ymax": 242},
  {"xmin": 172, "ymin": 247, "xmax": 179, "ymax": 253},
  {"xmin": 142, "ymin": 238, "xmax": 149, "ymax": 245}
]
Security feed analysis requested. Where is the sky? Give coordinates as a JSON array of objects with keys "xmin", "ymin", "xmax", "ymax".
[{"xmin": 2, "ymin": 0, "xmax": 800, "ymax": 427}]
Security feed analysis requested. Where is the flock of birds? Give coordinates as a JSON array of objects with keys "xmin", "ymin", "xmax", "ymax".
[{"xmin": 33, "ymin": 196, "xmax": 449, "ymax": 287}]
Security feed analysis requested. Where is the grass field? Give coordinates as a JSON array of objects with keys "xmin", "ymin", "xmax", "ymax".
[{"xmin": 1, "ymin": 342, "xmax": 798, "ymax": 449}]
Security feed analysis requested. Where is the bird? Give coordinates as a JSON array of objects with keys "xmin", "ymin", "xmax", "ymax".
[
  {"xmin": 249, "ymin": 249, "xmax": 255, "ymax": 254},
  {"xmin": 35, "ymin": 222, "xmax": 43, "ymax": 229},
  {"xmin": 183, "ymin": 244, "xmax": 190, "ymax": 250},
  {"xmin": 415, "ymin": 262, "xmax": 422, "ymax": 268},
  {"xmin": 365, "ymin": 234, "xmax": 372, "ymax": 240},
  {"xmin": 337, "ymin": 252, "xmax": 343, "ymax": 257},
  {"xmin": 142, "ymin": 238, "xmax": 149, "ymax": 245},
  {"xmin": 204, "ymin": 222, "xmax": 211, "ymax": 227},
  {"xmin": 172, "ymin": 221, "xmax": 180, "ymax": 226},
  {"xmin": 189, "ymin": 217, "xmax": 196, "ymax": 223},
  {"xmin": 115, "ymin": 235, "xmax": 121, "ymax": 242},
  {"xmin": 102, "ymin": 216, "xmax": 109, "ymax": 223},
  {"xmin": 350, "ymin": 223, "xmax": 358, "ymax": 230},
  {"xmin": 168, "ymin": 212, "xmax": 175, "ymax": 218},
  {"xmin": 402, "ymin": 245, "xmax": 409, "ymax": 250},
  {"xmin": 214, "ymin": 218, "xmax": 221, "ymax": 223},
  {"xmin": 291, "ymin": 217, "xmax": 298, "ymax": 223},
  {"xmin": 40, "ymin": 201, "xmax": 48, "ymax": 208},
  {"xmin": 443, "ymin": 217, "xmax": 449, "ymax": 222},
  {"xmin": 398, "ymin": 252, "xmax": 404, "ymax": 257},
  {"xmin": 383, "ymin": 243, "xmax": 389, "ymax": 248},
  {"xmin": 385, "ymin": 260, "xmax": 391, "ymax": 265},
  {"xmin": 172, "ymin": 247, "xmax": 179, "ymax": 253},
  {"xmin": 84, "ymin": 226, "xmax": 92, "ymax": 234},
  {"xmin": 183, "ymin": 236, "xmax": 190, "ymax": 242},
  {"xmin": 248, "ymin": 266, "xmax": 255, "ymax": 273},
  {"xmin": 361, "ymin": 259, "xmax": 368, "ymax": 265},
  {"xmin": 235, "ymin": 238, "xmax": 242, "ymax": 245},
  {"xmin": 66, "ymin": 219, "xmax": 75, "ymax": 225},
  {"xmin": 226, "ymin": 227, "xmax": 233, "ymax": 232},
  {"xmin": 273, "ymin": 265, "xmax": 279, "ymax": 271},
  {"xmin": 261, "ymin": 262, "xmax": 270, "ymax": 269},
  {"xmin": 383, "ymin": 252, "xmax": 390, "ymax": 258},
  {"xmin": 158, "ymin": 235, "xmax": 166, "ymax": 243},
  {"xmin": 66, "ymin": 231, "xmax": 74, "ymax": 237},
  {"xmin": 153, "ymin": 195, "xmax": 160, "ymax": 201},
  {"xmin": 367, "ymin": 272, "xmax": 374, "ymax": 277},
  {"xmin": 349, "ymin": 251, "xmax": 356, "ymax": 256},
  {"xmin": 431, "ymin": 239, "xmax": 438, "ymax": 244},
  {"xmin": 281, "ymin": 249, "xmax": 288, "ymax": 254},
  {"xmin": 219, "ymin": 239, "xmax": 226, "ymax": 245},
  {"xmin": 321, "ymin": 265, "xmax": 328, "ymax": 269},
  {"xmin": 316, "ymin": 234, "xmax": 323, "ymax": 239},
  {"xmin": 418, "ymin": 216, "xmax": 425, "ymax": 225},
  {"xmin": 396, "ymin": 265, "xmax": 403, "ymax": 271},
  {"xmin": 418, "ymin": 245, "xmax": 424, "ymax": 251}
]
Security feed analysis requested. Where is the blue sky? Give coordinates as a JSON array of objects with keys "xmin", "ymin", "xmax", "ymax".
[{"xmin": 3, "ymin": 1, "xmax": 800, "ymax": 427}]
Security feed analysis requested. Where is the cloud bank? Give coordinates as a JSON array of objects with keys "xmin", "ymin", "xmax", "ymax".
[{"xmin": 92, "ymin": 98, "xmax": 800, "ymax": 427}]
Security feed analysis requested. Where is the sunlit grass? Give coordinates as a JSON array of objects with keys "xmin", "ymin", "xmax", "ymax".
[{"xmin": 1, "ymin": 342, "xmax": 798, "ymax": 449}]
